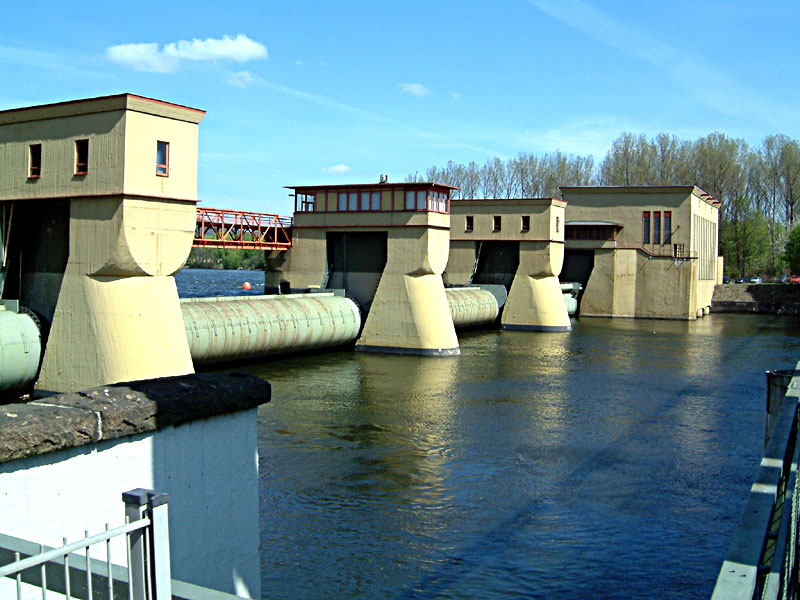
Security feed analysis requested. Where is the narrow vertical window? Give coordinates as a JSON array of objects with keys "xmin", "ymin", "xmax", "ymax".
[
  {"xmin": 348, "ymin": 192, "xmax": 357, "ymax": 211},
  {"xmin": 360, "ymin": 191, "xmax": 370, "ymax": 211},
  {"xmin": 156, "ymin": 141, "xmax": 169, "ymax": 176},
  {"xmin": 521, "ymin": 215, "xmax": 530, "ymax": 232},
  {"xmin": 664, "ymin": 211, "xmax": 672, "ymax": 244},
  {"xmin": 493, "ymin": 216, "xmax": 501, "ymax": 232},
  {"xmin": 416, "ymin": 190, "xmax": 426, "ymax": 210},
  {"xmin": 653, "ymin": 211, "xmax": 661, "ymax": 245},
  {"xmin": 338, "ymin": 192, "xmax": 347, "ymax": 211},
  {"xmin": 465, "ymin": 215, "xmax": 474, "ymax": 232},
  {"xmin": 29, "ymin": 144, "xmax": 42, "ymax": 178},
  {"xmin": 405, "ymin": 190, "xmax": 415, "ymax": 210},
  {"xmin": 556, "ymin": 216, "xmax": 560, "ymax": 233},
  {"xmin": 642, "ymin": 211, "xmax": 651, "ymax": 244},
  {"xmin": 75, "ymin": 139, "xmax": 89, "ymax": 175},
  {"xmin": 371, "ymin": 191, "xmax": 380, "ymax": 210}
]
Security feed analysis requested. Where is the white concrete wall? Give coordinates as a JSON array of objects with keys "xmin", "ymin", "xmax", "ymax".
[{"xmin": 0, "ymin": 409, "xmax": 260, "ymax": 598}]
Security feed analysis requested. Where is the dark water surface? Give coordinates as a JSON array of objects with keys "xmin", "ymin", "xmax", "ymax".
[{"xmin": 176, "ymin": 268, "xmax": 800, "ymax": 599}]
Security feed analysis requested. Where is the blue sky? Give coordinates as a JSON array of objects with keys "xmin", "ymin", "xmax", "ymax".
[{"xmin": 2, "ymin": 1, "xmax": 799, "ymax": 214}]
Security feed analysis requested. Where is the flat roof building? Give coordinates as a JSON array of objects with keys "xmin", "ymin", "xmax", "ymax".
[{"xmin": 560, "ymin": 186, "xmax": 721, "ymax": 320}]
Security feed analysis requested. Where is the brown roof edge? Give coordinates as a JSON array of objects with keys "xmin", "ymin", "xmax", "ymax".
[
  {"xmin": 0, "ymin": 93, "xmax": 205, "ymax": 125},
  {"xmin": 285, "ymin": 182, "xmax": 461, "ymax": 192}
]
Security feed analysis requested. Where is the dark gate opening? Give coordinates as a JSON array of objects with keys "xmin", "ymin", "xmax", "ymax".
[
  {"xmin": 472, "ymin": 241, "xmax": 519, "ymax": 291},
  {"xmin": 326, "ymin": 232, "xmax": 388, "ymax": 314},
  {"xmin": 561, "ymin": 249, "xmax": 595, "ymax": 316}
]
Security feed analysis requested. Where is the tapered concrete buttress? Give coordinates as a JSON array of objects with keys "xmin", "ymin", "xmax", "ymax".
[
  {"xmin": 355, "ymin": 225, "xmax": 459, "ymax": 356},
  {"xmin": 36, "ymin": 198, "xmax": 196, "ymax": 393},
  {"xmin": 502, "ymin": 240, "xmax": 571, "ymax": 332}
]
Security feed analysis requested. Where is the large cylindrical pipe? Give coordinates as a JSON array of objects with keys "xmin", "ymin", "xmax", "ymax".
[
  {"xmin": 0, "ymin": 305, "xmax": 41, "ymax": 391},
  {"xmin": 446, "ymin": 287, "xmax": 499, "ymax": 328},
  {"xmin": 181, "ymin": 293, "xmax": 361, "ymax": 365}
]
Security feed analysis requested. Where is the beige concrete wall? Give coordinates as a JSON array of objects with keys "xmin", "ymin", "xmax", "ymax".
[
  {"xmin": 357, "ymin": 226, "xmax": 458, "ymax": 354},
  {"xmin": 561, "ymin": 187, "xmax": 696, "ymax": 253},
  {"xmin": 123, "ymin": 111, "xmax": 200, "ymax": 200},
  {"xmin": 450, "ymin": 199, "xmax": 564, "ymax": 242},
  {"xmin": 580, "ymin": 248, "xmax": 698, "ymax": 319},
  {"xmin": 265, "ymin": 228, "xmax": 328, "ymax": 288},
  {"xmin": 443, "ymin": 241, "xmax": 476, "ymax": 285},
  {"xmin": 502, "ymin": 241, "xmax": 570, "ymax": 331},
  {"xmin": 36, "ymin": 196, "xmax": 196, "ymax": 392},
  {"xmin": 0, "ymin": 110, "xmax": 126, "ymax": 199}
]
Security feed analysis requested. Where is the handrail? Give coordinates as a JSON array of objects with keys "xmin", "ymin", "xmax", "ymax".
[{"xmin": 712, "ymin": 365, "xmax": 800, "ymax": 599}]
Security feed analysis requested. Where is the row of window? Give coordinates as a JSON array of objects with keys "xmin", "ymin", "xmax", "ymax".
[
  {"xmin": 27, "ymin": 140, "xmax": 170, "ymax": 179},
  {"xmin": 642, "ymin": 211, "xmax": 672, "ymax": 245},
  {"xmin": 464, "ymin": 215, "xmax": 558, "ymax": 233},
  {"xmin": 294, "ymin": 189, "xmax": 451, "ymax": 213}
]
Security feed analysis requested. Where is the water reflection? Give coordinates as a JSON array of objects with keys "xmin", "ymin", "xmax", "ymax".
[{"xmin": 214, "ymin": 312, "xmax": 800, "ymax": 600}]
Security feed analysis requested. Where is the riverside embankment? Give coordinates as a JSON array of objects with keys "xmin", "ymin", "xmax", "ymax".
[{"xmin": 712, "ymin": 283, "xmax": 800, "ymax": 315}]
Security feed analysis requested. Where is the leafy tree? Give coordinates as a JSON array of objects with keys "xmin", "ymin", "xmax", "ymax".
[{"xmin": 784, "ymin": 226, "xmax": 800, "ymax": 275}]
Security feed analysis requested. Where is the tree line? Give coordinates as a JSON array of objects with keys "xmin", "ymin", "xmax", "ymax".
[{"xmin": 407, "ymin": 132, "xmax": 800, "ymax": 277}]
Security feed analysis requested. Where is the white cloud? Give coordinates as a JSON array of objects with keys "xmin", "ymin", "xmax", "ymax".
[
  {"xmin": 227, "ymin": 70, "xmax": 260, "ymax": 88},
  {"xmin": 398, "ymin": 83, "xmax": 431, "ymax": 98},
  {"xmin": 107, "ymin": 34, "xmax": 267, "ymax": 73},
  {"xmin": 164, "ymin": 34, "xmax": 267, "ymax": 62},
  {"xmin": 322, "ymin": 164, "xmax": 351, "ymax": 174},
  {"xmin": 107, "ymin": 43, "xmax": 178, "ymax": 73}
]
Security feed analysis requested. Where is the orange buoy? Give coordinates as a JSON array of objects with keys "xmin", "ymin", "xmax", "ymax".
[{"xmin": 242, "ymin": 281, "xmax": 252, "ymax": 290}]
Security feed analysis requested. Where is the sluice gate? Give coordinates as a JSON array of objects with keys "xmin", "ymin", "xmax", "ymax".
[{"xmin": 181, "ymin": 293, "xmax": 361, "ymax": 365}]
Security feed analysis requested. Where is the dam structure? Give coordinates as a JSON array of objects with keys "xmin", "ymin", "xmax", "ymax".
[
  {"xmin": 266, "ymin": 180, "xmax": 503, "ymax": 355},
  {"xmin": 0, "ymin": 94, "xmax": 365, "ymax": 394},
  {"xmin": 445, "ymin": 198, "xmax": 571, "ymax": 332},
  {"xmin": 0, "ymin": 94, "xmax": 205, "ymax": 393}
]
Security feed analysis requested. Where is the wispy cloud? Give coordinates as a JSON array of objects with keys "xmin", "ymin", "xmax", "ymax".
[
  {"xmin": 259, "ymin": 80, "xmax": 499, "ymax": 155},
  {"xmin": 451, "ymin": 93, "xmax": 461, "ymax": 101},
  {"xmin": 322, "ymin": 164, "xmax": 351, "ymax": 174},
  {"xmin": 526, "ymin": 0, "xmax": 798, "ymax": 129},
  {"xmin": 398, "ymin": 83, "xmax": 431, "ymax": 98},
  {"xmin": 107, "ymin": 34, "xmax": 267, "ymax": 73},
  {"xmin": 227, "ymin": 70, "xmax": 261, "ymax": 88}
]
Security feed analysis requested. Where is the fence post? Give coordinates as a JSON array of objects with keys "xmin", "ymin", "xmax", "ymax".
[
  {"xmin": 122, "ymin": 489, "xmax": 151, "ymax": 600},
  {"xmin": 148, "ymin": 493, "xmax": 172, "ymax": 600}
]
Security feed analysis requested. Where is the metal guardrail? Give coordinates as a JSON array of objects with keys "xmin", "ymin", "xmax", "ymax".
[
  {"xmin": 0, "ymin": 489, "xmax": 244, "ymax": 600},
  {"xmin": 712, "ymin": 367, "xmax": 800, "ymax": 599}
]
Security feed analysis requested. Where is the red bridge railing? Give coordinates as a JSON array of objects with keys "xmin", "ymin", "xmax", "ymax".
[{"xmin": 194, "ymin": 207, "xmax": 292, "ymax": 250}]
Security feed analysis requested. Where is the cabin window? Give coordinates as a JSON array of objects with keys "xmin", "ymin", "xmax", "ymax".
[
  {"xmin": 338, "ymin": 192, "xmax": 347, "ymax": 211},
  {"xmin": 521, "ymin": 215, "xmax": 530, "ymax": 232},
  {"xmin": 465, "ymin": 215, "xmax": 474, "ymax": 232},
  {"xmin": 493, "ymin": 215, "xmax": 501, "ymax": 232},
  {"xmin": 405, "ymin": 190, "xmax": 415, "ymax": 210},
  {"xmin": 556, "ymin": 216, "xmax": 560, "ymax": 233},
  {"xmin": 348, "ymin": 192, "xmax": 357, "ymax": 211},
  {"xmin": 298, "ymin": 193, "xmax": 315, "ymax": 212},
  {"xmin": 642, "ymin": 211, "xmax": 651, "ymax": 244},
  {"xmin": 664, "ymin": 211, "xmax": 672, "ymax": 244},
  {"xmin": 371, "ymin": 191, "xmax": 380, "ymax": 210},
  {"xmin": 75, "ymin": 139, "xmax": 89, "ymax": 175},
  {"xmin": 361, "ymin": 191, "xmax": 370, "ymax": 211},
  {"xmin": 416, "ymin": 190, "xmax": 426, "ymax": 210},
  {"xmin": 29, "ymin": 144, "xmax": 42, "ymax": 178},
  {"xmin": 156, "ymin": 141, "xmax": 169, "ymax": 176}
]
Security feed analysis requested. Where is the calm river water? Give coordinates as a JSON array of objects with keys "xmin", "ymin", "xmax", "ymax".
[{"xmin": 176, "ymin": 268, "xmax": 800, "ymax": 599}]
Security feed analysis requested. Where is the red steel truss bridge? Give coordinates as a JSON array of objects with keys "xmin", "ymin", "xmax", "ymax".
[{"xmin": 194, "ymin": 207, "xmax": 292, "ymax": 250}]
